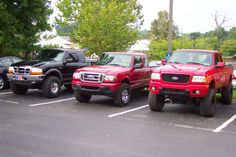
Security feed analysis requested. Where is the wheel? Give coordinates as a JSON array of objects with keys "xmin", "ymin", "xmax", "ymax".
[
  {"xmin": 221, "ymin": 83, "xmax": 233, "ymax": 105},
  {"xmin": 0, "ymin": 76, "xmax": 6, "ymax": 90},
  {"xmin": 114, "ymin": 83, "xmax": 131, "ymax": 107},
  {"xmin": 74, "ymin": 91, "xmax": 92, "ymax": 102},
  {"xmin": 64, "ymin": 84, "xmax": 72, "ymax": 90},
  {"xmin": 148, "ymin": 92, "xmax": 165, "ymax": 111},
  {"xmin": 10, "ymin": 82, "xmax": 28, "ymax": 95},
  {"xmin": 42, "ymin": 76, "xmax": 61, "ymax": 98},
  {"xmin": 200, "ymin": 88, "xmax": 216, "ymax": 117}
]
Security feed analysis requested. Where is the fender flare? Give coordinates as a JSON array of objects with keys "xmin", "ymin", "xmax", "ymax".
[{"xmin": 45, "ymin": 69, "xmax": 63, "ymax": 82}]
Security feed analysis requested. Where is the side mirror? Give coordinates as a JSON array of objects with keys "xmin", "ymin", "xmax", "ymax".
[
  {"xmin": 215, "ymin": 62, "xmax": 225, "ymax": 68},
  {"xmin": 64, "ymin": 57, "xmax": 73, "ymax": 64},
  {"xmin": 134, "ymin": 63, "xmax": 142, "ymax": 69},
  {"xmin": 161, "ymin": 59, "xmax": 166, "ymax": 65}
]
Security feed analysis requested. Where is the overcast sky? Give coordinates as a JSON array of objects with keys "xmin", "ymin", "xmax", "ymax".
[
  {"xmin": 51, "ymin": 0, "xmax": 236, "ymax": 33},
  {"xmin": 138, "ymin": 0, "xmax": 236, "ymax": 33}
]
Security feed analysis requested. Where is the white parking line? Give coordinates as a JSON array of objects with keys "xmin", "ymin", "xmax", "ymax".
[
  {"xmin": 107, "ymin": 105, "xmax": 149, "ymax": 118},
  {"xmin": 175, "ymin": 124, "xmax": 213, "ymax": 132},
  {"xmin": 213, "ymin": 114, "xmax": 236, "ymax": 133},
  {"xmin": 0, "ymin": 99, "xmax": 19, "ymax": 104},
  {"xmin": 0, "ymin": 91, "xmax": 13, "ymax": 95},
  {"xmin": 0, "ymin": 89, "xmax": 38, "ymax": 96},
  {"xmin": 29, "ymin": 97, "xmax": 75, "ymax": 107}
]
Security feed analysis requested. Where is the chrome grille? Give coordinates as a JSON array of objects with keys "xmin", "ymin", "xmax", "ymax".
[
  {"xmin": 14, "ymin": 67, "xmax": 31, "ymax": 74},
  {"xmin": 81, "ymin": 72, "xmax": 104, "ymax": 82},
  {"xmin": 162, "ymin": 73, "xmax": 190, "ymax": 83}
]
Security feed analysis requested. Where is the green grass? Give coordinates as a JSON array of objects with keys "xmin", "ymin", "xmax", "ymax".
[{"xmin": 233, "ymin": 89, "xmax": 236, "ymax": 100}]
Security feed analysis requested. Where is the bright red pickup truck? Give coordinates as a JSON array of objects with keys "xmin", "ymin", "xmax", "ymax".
[
  {"xmin": 72, "ymin": 52, "xmax": 151, "ymax": 106},
  {"xmin": 149, "ymin": 49, "xmax": 233, "ymax": 117}
]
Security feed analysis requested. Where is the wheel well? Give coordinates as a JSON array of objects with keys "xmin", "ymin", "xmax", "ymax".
[
  {"xmin": 209, "ymin": 80, "xmax": 215, "ymax": 89},
  {"xmin": 121, "ymin": 78, "xmax": 130, "ymax": 85},
  {"xmin": 0, "ymin": 74, "xmax": 7, "ymax": 80},
  {"xmin": 46, "ymin": 71, "xmax": 62, "ymax": 82}
]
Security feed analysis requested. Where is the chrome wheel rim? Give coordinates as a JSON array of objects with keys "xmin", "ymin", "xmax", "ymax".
[
  {"xmin": 121, "ymin": 88, "xmax": 130, "ymax": 104},
  {"xmin": 51, "ymin": 82, "xmax": 59, "ymax": 94},
  {"xmin": 0, "ymin": 77, "xmax": 4, "ymax": 90}
]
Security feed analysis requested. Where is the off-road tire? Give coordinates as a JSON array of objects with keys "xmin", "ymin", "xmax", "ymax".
[
  {"xmin": 148, "ymin": 92, "xmax": 165, "ymax": 111},
  {"xmin": 200, "ymin": 88, "xmax": 216, "ymax": 117},
  {"xmin": 114, "ymin": 83, "xmax": 131, "ymax": 107},
  {"xmin": 10, "ymin": 82, "xmax": 28, "ymax": 95},
  {"xmin": 75, "ymin": 91, "xmax": 92, "ymax": 103},
  {"xmin": 221, "ymin": 83, "xmax": 233, "ymax": 105},
  {"xmin": 0, "ymin": 76, "xmax": 6, "ymax": 90},
  {"xmin": 42, "ymin": 76, "xmax": 61, "ymax": 98}
]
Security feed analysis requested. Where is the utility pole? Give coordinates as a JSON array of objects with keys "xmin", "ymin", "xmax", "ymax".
[{"xmin": 168, "ymin": 0, "xmax": 173, "ymax": 52}]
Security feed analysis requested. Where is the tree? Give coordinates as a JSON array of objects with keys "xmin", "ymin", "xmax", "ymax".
[
  {"xmin": 220, "ymin": 40, "xmax": 236, "ymax": 56},
  {"xmin": 226, "ymin": 27, "xmax": 236, "ymax": 40},
  {"xmin": 189, "ymin": 32, "xmax": 201, "ymax": 49},
  {"xmin": 150, "ymin": 10, "xmax": 179, "ymax": 40},
  {"xmin": 149, "ymin": 37, "xmax": 192, "ymax": 60},
  {"xmin": 138, "ymin": 29, "xmax": 151, "ymax": 40},
  {"xmin": 213, "ymin": 12, "xmax": 230, "ymax": 51},
  {"xmin": 56, "ymin": 0, "xmax": 143, "ymax": 55},
  {"xmin": 0, "ymin": 0, "xmax": 52, "ymax": 58}
]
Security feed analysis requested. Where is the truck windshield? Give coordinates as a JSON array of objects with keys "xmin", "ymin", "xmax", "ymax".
[
  {"xmin": 97, "ymin": 53, "xmax": 132, "ymax": 67},
  {"xmin": 38, "ymin": 50, "xmax": 65, "ymax": 62},
  {"xmin": 168, "ymin": 51, "xmax": 213, "ymax": 66}
]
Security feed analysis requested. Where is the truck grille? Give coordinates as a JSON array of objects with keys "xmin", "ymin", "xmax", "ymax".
[
  {"xmin": 162, "ymin": 74, "xmax": 190, "ymax": 83},
  {"xmin": 80, "ymin": 72, "xmax": 104, "ymax": 82},
  {"xmin": 14, "ymin": 67, "xmax": 31, "ymax": 74}
]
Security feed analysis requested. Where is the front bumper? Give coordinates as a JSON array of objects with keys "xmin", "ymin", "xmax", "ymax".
[
  {"xmin": 7, "ymin": 74, "xmax": 45, "ymax": 87},
  {"xmin": 149, "ymin": 80, "xmax": 209, "ymax": 98},
  {"xmin": 72, "ymin": 81, "xmax": 121, "ymax": 97}
]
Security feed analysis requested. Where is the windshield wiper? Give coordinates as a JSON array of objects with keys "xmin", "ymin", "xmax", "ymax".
[
  {"xmin": 108, "ymin": 63, "xmax": 124, "ymax": 66},
  {"xmin": 169, "ymin": 61, "xmax": 180, "ymax": 64},
  {"xmin": 186, "ymin": 62, "xmax": 204, "ymax": 65}
]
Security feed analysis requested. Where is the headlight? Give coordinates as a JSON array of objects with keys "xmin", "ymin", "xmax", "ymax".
[
  {"xmin": 192, "ymin": 76, "xmax": 207, "ymax": 83},
  {"xmin": 30, "ymin": 68, "xmax": 43, "ymax": 75},
  {"xmin": 73, "ymin": 72, "xmax": 81, "ymax": 79},
  {"xmin": 8, "ymin": 66, "xmax": 14, "ymax": 74},
  {"xmin": 151, "ymin": 73, "xmax": 161, "ymax": 80},
  {"xmin": 104, "ymin": 75, "xmax": 117, "ymax": 82}
]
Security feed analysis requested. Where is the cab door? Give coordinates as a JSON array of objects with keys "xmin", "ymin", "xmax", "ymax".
[
  {"xmin": 213, "ymin": 53, "xmax": 224, "ymax": 89},
  {"xmin": 130, "ymin": 55, "xmax": 144, "ymax": 89},
  {"xmin": 62, "ymin": 52, "xmax": 81, "ymax": 83}
]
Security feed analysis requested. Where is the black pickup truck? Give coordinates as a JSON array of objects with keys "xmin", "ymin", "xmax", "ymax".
[{"xmin": 8, "ymin": 48, "xmax": 87, "ymax": 98}]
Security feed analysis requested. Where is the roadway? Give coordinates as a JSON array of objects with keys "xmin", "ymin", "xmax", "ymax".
[{"xmin": 0, "ymin": 88, "xmax": 236, "ymax": 157}]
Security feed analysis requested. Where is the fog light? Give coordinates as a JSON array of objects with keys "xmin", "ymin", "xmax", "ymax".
[
  {"xmin": 151, "ymin": 87, "xmax": 156, "ymax": 91},
  {"xmin": 193, "ymin": 90, "xmax": 200, "ymax": 94}
]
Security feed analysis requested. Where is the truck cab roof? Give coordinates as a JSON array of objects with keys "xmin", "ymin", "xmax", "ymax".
[{"xmin": 175, "ymin": 49, "xmax": 220, "ymax": 54}]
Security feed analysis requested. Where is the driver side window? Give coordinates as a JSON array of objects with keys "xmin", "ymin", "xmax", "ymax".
[
  {"xmin": 134, "ymin": 56, "xmax": 142, "ymax": 67},
  {"xmin": 67, "ymin": 53, "xmax": 78, "ymax": 62}
]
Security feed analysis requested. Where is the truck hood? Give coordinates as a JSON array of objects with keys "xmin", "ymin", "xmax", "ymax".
[
  {"xmin": 11, "ymin": 60, "xmax": 58, "ymax": 67},
  {"xmin": 79, "ymin": 65, "xmax": 130, "ymax": 75},
  {"xmin": 156, "ymin": 64, "xmax": 212, "ymax": 75}
]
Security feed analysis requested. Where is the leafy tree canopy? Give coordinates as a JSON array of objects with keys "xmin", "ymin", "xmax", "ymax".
[
  {"xmin": 56, "ymin": 0, "xmax": 143, "ymax": 55},
  {"xmin": 0, "ymin": 0, "xmax": 52, "ymax": 58},
  {"xmin": 150, "ymin": 10, "xmax": 179, "ymax": 40},
  {"xmin": 220, "ymin": 40, "xmax": 236, "ymax": 56}
]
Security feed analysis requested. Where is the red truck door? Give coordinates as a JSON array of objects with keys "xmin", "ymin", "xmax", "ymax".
[
  {"xmin": 213, "ymin": 53, "xmax": 225, "ymax": 89},
  {"xmin": 142, "ymin": 56, "xmax": 152, "ymax": 86},
  {"xmin": 130, "ymin": 55, "xmax": 144, "ymax": 89}
]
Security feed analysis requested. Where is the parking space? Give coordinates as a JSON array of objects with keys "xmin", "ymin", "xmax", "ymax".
[{"xmin": 0, "ymin": 89, "xmax": 236, "ymax": 157}]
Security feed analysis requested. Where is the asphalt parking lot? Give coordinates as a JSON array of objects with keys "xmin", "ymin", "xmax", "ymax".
[{"xmin": 0, "ymin": 88, "xmax": 236, "ymax": 157}]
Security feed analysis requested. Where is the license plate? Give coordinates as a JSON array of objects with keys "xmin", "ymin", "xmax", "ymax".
[{"xmin": 15, "ymin": 75, "xmax": 23, "ymax": 80}]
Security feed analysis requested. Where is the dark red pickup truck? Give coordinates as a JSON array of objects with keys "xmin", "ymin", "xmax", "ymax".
[
  {"xmin": 72, "ymin": 52, "xmax": 151, "ymax": 106},
  {"xmin": 149, "ymin": 49, "xmax": 233, "ymax": 117}
]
